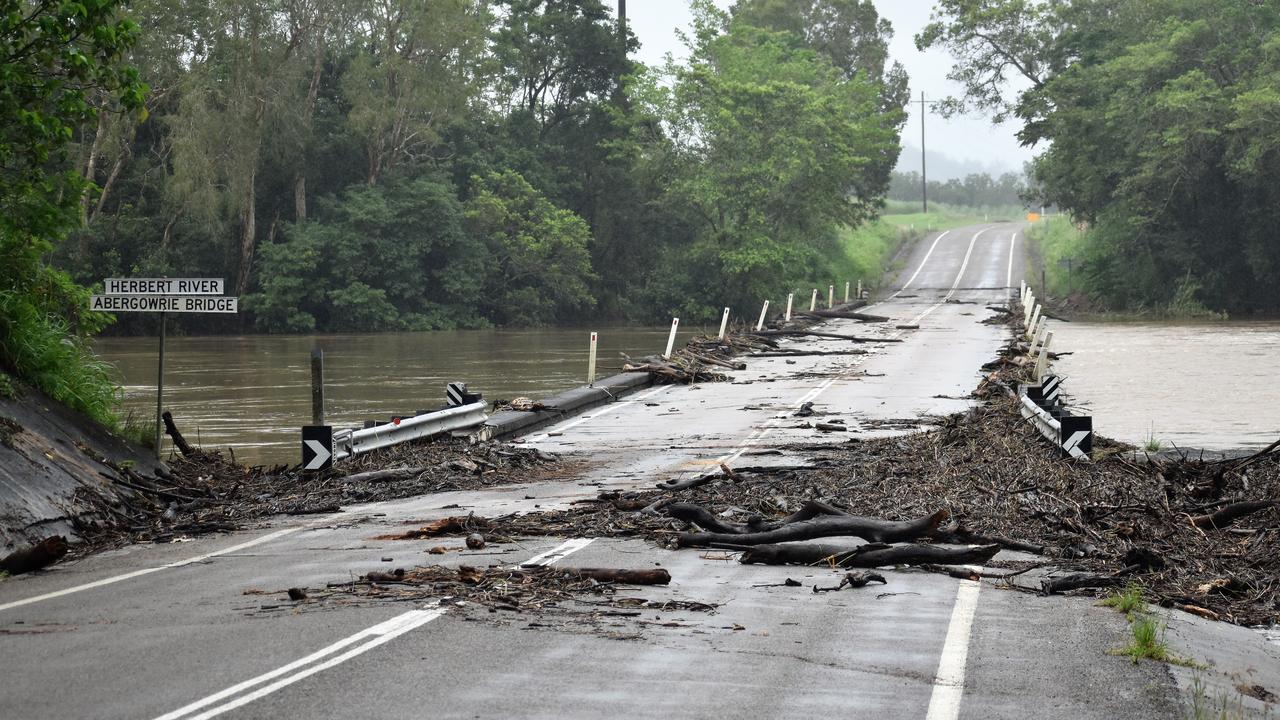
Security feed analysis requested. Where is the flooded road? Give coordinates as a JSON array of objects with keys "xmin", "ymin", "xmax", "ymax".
[
  {"xmin": 95, "ymin": 325, "xmax": 699, "ymax": 465},
  {"xmin": 1049, "ymin": 320, "xmax": 1280, "ymax": 453}
]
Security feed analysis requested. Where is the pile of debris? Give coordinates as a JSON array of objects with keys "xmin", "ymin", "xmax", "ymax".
[{"xmin": 62, "ymin": 436, "xmax": 571, "ymax": 554}]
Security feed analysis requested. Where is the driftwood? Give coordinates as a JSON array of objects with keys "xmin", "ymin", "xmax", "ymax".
[
  {"xmin": 1190, "ymin": 500, "xmax": 1279, "ymax": 529},
  {"xmin": 747, "ymin": 349, "xmax": 868, "ymax": 358},
  {"xmin": 929, "ymin": 525, "xmax": 1047, "ymax": 555},
  {"xmin": 748, "ymin": 329, "xmax": 901, "ymax": 343},
  {"xmin": 162, "ymin": 411, "xmax": 196, "ymax": 457},
  {"xmin": 554, "ymin": 567, "xmax": 671, "ymax": 585},
  {"xmin": 795, "ymin": 309, "xmax": 891, "ymax": 323},
  {"xmin": 1039, "ymin": 573, "xmax": 1125, "ymax": 595},
  {"xmin": 739, "ymin": 542, "xmax": 1000, "ymax": 568},
  {"xmin": 813, "ymin": 571, "xmax": 887, "ymax": 592},
  {"xmin": 342, "ymin": 466, "xmax": 424, "ymax": 484},
  {"xmin": 677, "ymin": 508, "xmax": 949, "ymax": 547},
  {"xmin": 0, "ymin": 535, "xmax": 68, "ymax": 575}
]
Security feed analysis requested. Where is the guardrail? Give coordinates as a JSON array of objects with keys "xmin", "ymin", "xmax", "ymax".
[
  {"xmin": 1019, "ymin": 376, "xmax": 1093, "ymax": 461},
  {"xmin": 332, "ymin": 400, "xmax": 488, "ymax": 462}
]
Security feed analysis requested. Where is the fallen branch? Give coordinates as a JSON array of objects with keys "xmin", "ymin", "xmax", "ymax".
[
  {"xmin": 161, "ymin": 411, "xmax": 197, "ymax": 457},
  {"xmin": 740, "ymin": 542, "xmax": 1000, "ymax": 568},
  {"xmin": 342, "ymin": 466, "xmax": 425, "ymax": 484},
  {"xmin": 748, "ymin": 329, "xmax": 900, "ymax": 343},
  {"xmin": 554, "ymin": 568, "xmax": 671, "ymax": 585},
  {"xmin": 813, "ymin": 571, "xmax": 887, "ymax": 592},
  {"xmin": 677, "ymin": 509, "xmax": 950, "ymax": 548},
  {"xmin": 1039, "ymin": 573, "xmax": 1125, "ymax": 595},
  {"xmin": 1190, "ymin": 500, "xmax": 1279, "ymax": 530}
]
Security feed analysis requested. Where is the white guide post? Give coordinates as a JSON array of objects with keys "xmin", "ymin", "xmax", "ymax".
[
  {"xmin": 717, "ymin": 307, "xmax": 730, "ymax": 340},
  {"xmin": 587, "ymin": 331, "xmax": 598, "ymax": 386},
  {"xmin": 809, "ymin": 289, "xmax": 817, "ymax": 312},
  {"xmin": 756, "ymin": 301, "xmax": 770, "ymax": 331},
  {"xmin": 1027, "ymin": 304, "xmax": 1042, "ymax": 338},
  {"xmin": 1034, "ymin": 331, "xmax": 1054, "ymax": 380},
  {"xmin": 844, "ymin": 282, "xmax": 850, "ymax": 303},
  {"xmin": 785, "ymin": 293, "xmax": 794, "ymax": 321},
  {"xmin": 828, "ymin": 285, "xmax": 834, "ymax": 309},
  {"xmin": 663, "ymin": 318, "xmax": 679, "ymax": 359}
]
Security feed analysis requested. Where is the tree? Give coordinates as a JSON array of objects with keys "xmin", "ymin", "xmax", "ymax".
[{"xmin": 0, "ymin": 0, "xmax": 146, "ymax": 422}]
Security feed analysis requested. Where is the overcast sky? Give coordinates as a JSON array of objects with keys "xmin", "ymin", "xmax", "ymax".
[{"xmin": 619, "ymin": 0, "xmax": 1035, "ymax": 175}]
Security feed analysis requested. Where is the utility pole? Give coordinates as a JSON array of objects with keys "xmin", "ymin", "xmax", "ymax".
[{"xmin": 916, "ymin": 92, "xmax": 942, "ymax": 214}]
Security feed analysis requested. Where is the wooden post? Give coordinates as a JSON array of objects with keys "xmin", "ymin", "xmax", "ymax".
[
  {"xmin": 588, "ymin": 332, "xmax": 598, "ymax": 386},
  {"xmin": 154, "ymin": 312, "xmax": 166, "ymax": 459},
  {"xmin": 311, "ymin": 349, "xmax": 325, "ymax": 426}
]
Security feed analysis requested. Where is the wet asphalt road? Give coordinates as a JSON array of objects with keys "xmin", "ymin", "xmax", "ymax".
[{"xmin": 0, "ymin": 223, "xmax": 1184, "ymax": 719}]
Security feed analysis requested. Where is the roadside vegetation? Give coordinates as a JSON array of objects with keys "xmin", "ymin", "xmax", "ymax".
[
  {"xmin": 1100, "ymin": 584, "xmax": 1198, "ymax": 668},
  {"xmin": 920, "ymin": 0, "xmax": 1280, "ymax": 317}
]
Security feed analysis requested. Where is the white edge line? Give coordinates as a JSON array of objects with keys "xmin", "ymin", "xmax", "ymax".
[
  {"xmin": 0, "ymin": 526, "xmax": 303, "ymax": 613},
  {"xmin": 160, "ymin": 607, "xmax": 444, "ymax": 720},
  {"xmin": 924, "ymin": 579, "xmax": 982, "ymax": 720},
  {"xmin": 1006, "ymin": 231, "xmax": 1018, "ymax": 290}
]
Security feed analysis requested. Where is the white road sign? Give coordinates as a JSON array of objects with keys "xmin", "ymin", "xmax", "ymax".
[
  {"xmin": 90, "ymin": 295, "xmax": 239, "ymax": 313},
  {"xmin": 103, "ymin": 277, "xmax": 224, "ymax": 295}
]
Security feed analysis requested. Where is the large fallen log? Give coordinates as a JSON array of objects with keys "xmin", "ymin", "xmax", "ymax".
[
  {"xmin": 0, "ymin": 535, "xmax": 68, "ymax": 575},
  {"xmin": 162, "ymin": 411, "xmax": 197, "ymax": 457},
  {"xmin": 666, "ymin": 499, "xmax": 849, "ymax": 534},
  {"xmin": 1190, "ymin": 500, "xmax": 1279, "ymax": 529},
  {"xmin": 676, "ymin": 508, "xmax": 949, "ymax": 547},
  {"xmin": 739, "ymin": 541, "xmax": 1000, "ymax": 568}
]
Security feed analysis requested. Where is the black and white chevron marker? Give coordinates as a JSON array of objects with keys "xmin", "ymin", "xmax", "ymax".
[
  {"xmin": 302, "ymin": 425, "xmax": 333, "ymax": 471},
  {"xmin": 1026, "ymin": 375, "xmax": 1063, "ymax": 408},
  {"xmin": 1059, "ymin": 415, "xmax": 1093, "ymax": 459},
  {"xmin": 446, "ymin": 382, "xmax": 467, "ymax": 407}
]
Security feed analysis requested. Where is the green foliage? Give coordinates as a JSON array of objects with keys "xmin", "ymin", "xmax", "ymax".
[
  {"xmin": 1100, "ymin": 583, "xmax": 1148, "ymax": 617},
  {"xmin": 464, "ymin": 171, "xmax": 596, "ymax": 326},
  {"xmin": 0, "ymin": 0, "xmax": 143, "ymax": 425},
  {"xmin": 922, "ymin": 0, "xmax": 1280, "ymax": 315}
]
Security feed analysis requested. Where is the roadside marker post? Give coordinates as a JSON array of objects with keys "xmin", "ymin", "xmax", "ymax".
[
  {"xmin": 663, "ymin": 318, "xmax": 679, "ymax": 359},
  {"xmin": 1034, "ymin": 331, "xmax": 1054, "ymax": 380},
  {"xmin": 310, "ymin": 349, "xmax": 324, "ymax": 426},
  {"xmin": 1029, "ymin": 322, "xmax": 1046, "ymax": 356},
  {"xmin": 587, "ymin": 332, "xmax": 598, "ymax": 386},
  {"xmin": 785, "ymin": 293, "xmax": 794, "ymax": 322},
  {"xmin": 1027, "ymin": 305, "xmax": 1042, "ymax": 340},
  {"xmin": 91, "ymin": 277, "xmax": 237, "ymax": 458},
  {"xmin": 718, "ymin": 307, "xmax": 730, "ymax": 340},
  {"xmin": 809, "ymin": 289, "xmax": 817, "ymax": 312},
  {"xmin": 858, "ymin": 279, "xmax": 863, "ymax": 299},
  {"xmin": 828, "ymin": 285, "xmax": 834, "ymax": 309},
  {"xmin": 756, "ymin": 301, "xmax": 769, "ymax": 331},
  {"xmin": 844, "ymin": 282, "xmax": 850, "ymax": 303}
]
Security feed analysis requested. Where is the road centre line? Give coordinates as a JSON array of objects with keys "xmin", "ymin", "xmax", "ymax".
[
  {"xmin": 889, "ymin": 230, "xmax": 951, "ymax": 298},
  {"xmin": 153, "ymin": 607, "xmax": 445, "ymax": 720},
  {"xmin": 908, "ymin": 228, "xmax": 988, "ymax": 327},
  {"xmin": 522, "ymin": 537, "xmax": 595, "ymax": 567},
  {"xmin": 924, "ymin": 579, "xmax": 982, "ymax": 720},
  {"xmin": 0, "ymin": 526, "xmax": 303, "ymax": 614}
]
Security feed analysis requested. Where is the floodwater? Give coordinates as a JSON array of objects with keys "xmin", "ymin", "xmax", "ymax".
[
  {"xmin": 1048, "ymin": 321, "xmax": 1280, "ymax": 453},
  {"xmin": 95, "ymin": 325, "xmax": 700, "ymax": 466}
]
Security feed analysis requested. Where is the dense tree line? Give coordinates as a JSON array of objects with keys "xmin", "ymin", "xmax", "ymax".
[
  {"xmin": 921, "ymin": 0, "xmax": 1280, "ymax": 314},
  {"xmin": 37, "ymin": 0, "xmax": 907, "ymax": 334},
  {"xmin": 887, "ymin": 170, "xmax": 1026, "ymax": 209}
]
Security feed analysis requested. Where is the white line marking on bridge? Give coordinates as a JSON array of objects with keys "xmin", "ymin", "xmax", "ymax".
[
  {"xmin": 889, "ymin": 230, "xmax": 950, "ymax": 298},
  {"xmin": 526, "ymin": 385, "xmax": 670, "ymax": 442},
  {"xmin": 153, "ymin": 606, "xmax": 444, "ymax": 720},
  {"xmin": 521, "ymin": 537, "xmax": 595, "ymax": 567},
  {"xmin": 925, "ymin": 579, "xmax": 982, "ymax": 720},
  {"xmin": 1006, "ymin": 230, "xmax": 1018, "ymax": 291},
  {"xmin": 909, "ymin": 228, "xmax": 988, "ymax": 327},
  {"xmin": 0, "ymin": 526, "xmax": 303, "ymax": 613}
]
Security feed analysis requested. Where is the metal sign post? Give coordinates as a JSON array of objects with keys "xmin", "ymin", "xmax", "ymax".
[{"xmin": 92, "ymin": 277, "xmax": 238, "ymax": 458}]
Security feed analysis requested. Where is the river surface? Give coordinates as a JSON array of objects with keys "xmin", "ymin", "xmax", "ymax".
[
  {"xmin": 1049, "ymin": 320, "xmax": 1280, "ymax": 453},
  {"xmin": 95, "ymin": 325, "xmax": 699, "ymax": 466}
]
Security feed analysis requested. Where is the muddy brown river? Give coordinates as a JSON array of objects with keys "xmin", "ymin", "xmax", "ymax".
[
  {"xmin": 1048, "ymin": 320, "xmax": 1280, "ymax": 453},
  {"xmin": 95, "ymin": 325, "xmax": 699, "ymax": 466}
]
